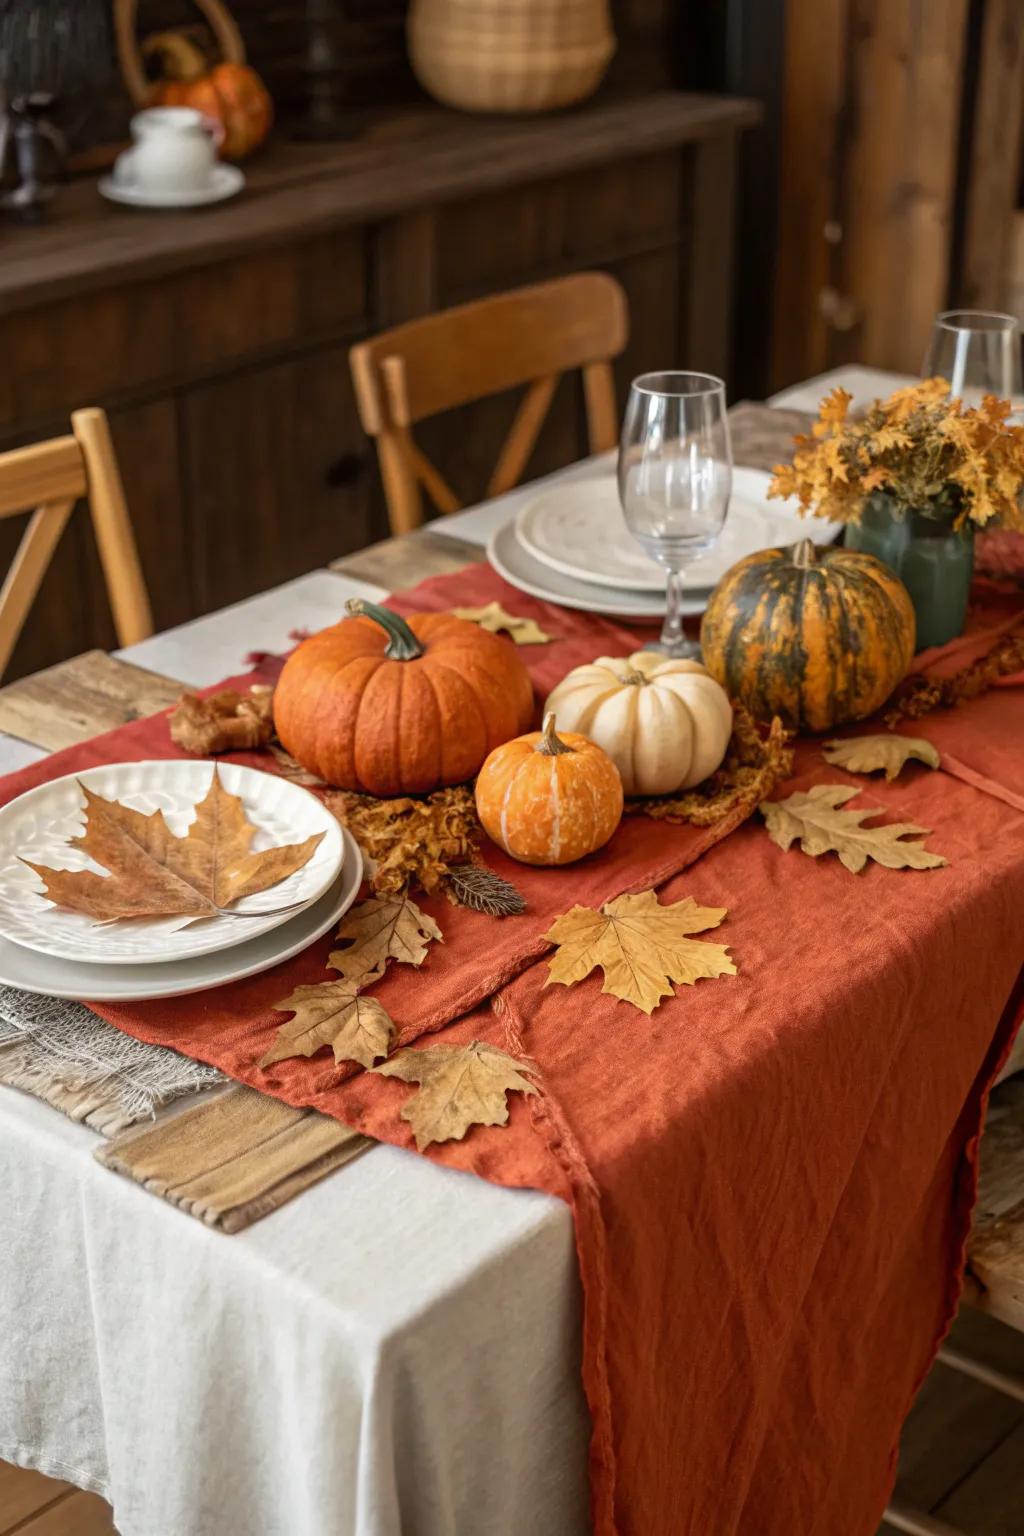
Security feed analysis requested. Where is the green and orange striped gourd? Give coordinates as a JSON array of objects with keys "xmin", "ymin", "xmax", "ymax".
[{"xmin": 699, "ymin": 538, "xmax": 915, "ymax": 733}]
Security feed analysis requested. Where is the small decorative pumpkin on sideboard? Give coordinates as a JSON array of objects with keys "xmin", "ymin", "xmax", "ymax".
[
  {"xmin": 274, "ymin": 600, "xmax": 534, "ymax": 796},
  {"xmin": 115, "ymin": 0, "xmax": 273, "ymax": 161},
  {"xmin": 544, "ymin": 652, "xmax": 733, "ymax": 797},
  {"xmin": 475, "ymin": 712, "xmax": 623, "ymax": 866},
  {"xmin": 700, "ymin": 539, "xmax": 916, "ymax": 733}
]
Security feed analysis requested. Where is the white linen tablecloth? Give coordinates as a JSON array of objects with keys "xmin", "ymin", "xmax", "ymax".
[{"xmin": 0, "ymin": 1090, "xmax": 589, "ymax": 1536}]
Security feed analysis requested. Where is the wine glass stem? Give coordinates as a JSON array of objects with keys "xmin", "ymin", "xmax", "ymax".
[{"xmin": 661, "ymin": 567, "xmax": 686, "ymax": 649}]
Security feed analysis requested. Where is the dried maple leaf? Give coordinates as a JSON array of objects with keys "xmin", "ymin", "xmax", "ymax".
[
  {"xmin": 373, "ymin": 1040, "xmax": 538, "ymax": 1149},
  {"xmin": 262, "ymin": 981, "xmax": 394, "ymax": 1069},
  {"xmin": 169, "ymin": 687, "xmax": 274, "ymax": 755},
  {"xmin": 822, "ymin": 734, "xmax": 941, "ymax": 782},
  {"xmin": 25, "ymin": 767, "xmax": 323, "ymax": 921},
  {"xmin": 760, "ymin": 784, "xmax": 947, "ymax": 873},
  {"xmin": 544, "ymin": 889, "xmax": 736, "ymax": 1015},
  {"xmin": 451, "ymin": 601, "xmax": 552, "ymax": 645},
  {"xmin": 329, "ymin": 892, "xmax": 442, "ymax": 987}
]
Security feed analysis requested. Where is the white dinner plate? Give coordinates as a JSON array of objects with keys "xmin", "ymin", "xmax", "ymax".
[
  {"xmin": 0, "ymin": 829, "xmax": 362, "ymax": 1002},
  {"xmin": 0, "ymin": 760, "xmax": 344, "ymax": 966},
  {"xmin": 514, "ymin": 466, "xmax": 843, "ymax": 592},
  {"xmin": 488, "ymin": 519, "xmax": 705, "ymax": 619}
]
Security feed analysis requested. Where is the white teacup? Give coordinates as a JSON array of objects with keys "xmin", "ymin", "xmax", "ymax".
[{"xmin": 115, "ymin": 107, "xmax": 223, "ymax": 197}]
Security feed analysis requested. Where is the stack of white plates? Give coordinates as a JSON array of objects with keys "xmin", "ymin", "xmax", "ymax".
[
  {"xmin": 0, "ymin": 761, "xmax": 361, "ymax": 1002},
  {"xmin": 488, "ymin": 465, "xmax": 842, "ymax": 619}
]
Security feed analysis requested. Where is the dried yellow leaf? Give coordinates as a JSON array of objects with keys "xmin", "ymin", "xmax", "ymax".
[
  {"xmin": 451, "ymin": 601, "xmax": 552, "ymax": 645},
  {"xmin": 543, "ymin": 889, "xmax": 736, "ymax": 1015},
  {"xmin": 262, "ymin": 983, "xmax": 394, "ymax": 1069},
  {"xmin": 760, "ymin": 784, "xmax": 947, "ymax": 873},
  {"xmin": 329, "ymin": 893, "xmax": 442, "ymax": 988},
  {"xmin": 373, "ymin": 1040, "xmax": 538, "ymax": 1149},
  {"xmin": 822, "ymin": 734, "xmax": 940, "ymax": 782}
]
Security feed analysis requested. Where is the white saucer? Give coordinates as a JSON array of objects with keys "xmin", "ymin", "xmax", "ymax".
[
  {"xmin": 488, "ymin": 520, "xmax": 711, "ymax": 619},
  {"xmin": 0, "ymin": 829, "xmax": 363, "ymax": 1002},
  {"xmin": 515, "ymin": 467, "xmax": 843, "ymax": 593},
  {"xmin": 99, "ymin": 164, "xmax": 244, "ymax": 209}
]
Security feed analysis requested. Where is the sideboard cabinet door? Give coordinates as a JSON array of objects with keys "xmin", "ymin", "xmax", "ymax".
[{"xmin": 181, "ymin": 345, "xmax": 382, "ymax": 614}]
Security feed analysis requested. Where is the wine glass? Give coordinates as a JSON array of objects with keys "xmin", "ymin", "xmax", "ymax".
[
  {"xmin": 922, "ymin": 310, "xmax": 1023, "ymax": 402},
  {"xmin": 618, "ymin": 371, "xmax": 732, "ymax": 658}
]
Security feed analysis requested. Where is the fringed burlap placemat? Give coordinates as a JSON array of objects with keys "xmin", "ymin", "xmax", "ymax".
[{"xmin": 0, "ymin": 988, "xmax": 225, "ymax": 1136}]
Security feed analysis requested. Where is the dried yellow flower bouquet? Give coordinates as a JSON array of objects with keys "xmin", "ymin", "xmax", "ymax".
[{"xmin": 768, "ymin": 378, "xmax": 1024, "ymax": 530}]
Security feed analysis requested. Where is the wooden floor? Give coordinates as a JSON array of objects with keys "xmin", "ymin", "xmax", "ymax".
[{"xmin": 2, "ymin": 1308, "xmax": 1023, "ymax": 1535}]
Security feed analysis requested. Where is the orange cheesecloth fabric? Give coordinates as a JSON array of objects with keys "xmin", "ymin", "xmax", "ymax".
[{"xmin": 1, "ymin": 564, "xmax": 1022, "ymax": 1536}]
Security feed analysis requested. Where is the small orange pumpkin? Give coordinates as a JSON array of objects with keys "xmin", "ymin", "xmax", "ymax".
[
  {"xmin": 273, "ymin": 599, "xmax": 534, "ymax": 796},
  {"xmin": 144, "ymin": 32, "xmax": 273, "ymax": 160},
  {"xmin": 475, "ymin": 712, "xmax": 624, "ymax": 866}
]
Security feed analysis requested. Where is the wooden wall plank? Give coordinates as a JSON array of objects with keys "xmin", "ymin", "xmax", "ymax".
[
  {"xmin": 771, "ymin": 0, "xmax": 848, "ymax": 388},
  {"xmin": 841, "ymin": 0, "xmax": 970, "ymax": 372},
  {"xmin": 958, "ymin": 0, "xmax": 1024, "ymax": 310}
]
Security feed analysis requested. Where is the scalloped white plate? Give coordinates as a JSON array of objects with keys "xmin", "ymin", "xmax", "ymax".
[
  {"xmin": 0, "ymin": 761, "xmax": 344, "ymax": 966},
  {"xmin": 514, "ymin": 466, "xmax": 843, "ymax": 592},
  {"xmin": 0, "ymin": 830, "xmax": 362, "ymax": 1002}
]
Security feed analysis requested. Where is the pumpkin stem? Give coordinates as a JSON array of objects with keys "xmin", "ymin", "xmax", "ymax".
[
  {"xmin": 622, "ymin": 669, "xmax": 648, "ymax": 686},
  {"xmin": 535, "ymin": 711, "xmax": 574, "ymax": 756},
  {"xmin": 345, "ymin": 598, "xmax": 424, "ymax": 660},
  {"xmin": 792, "ymin": 538, "xmax": 818, "ymax": 571}
]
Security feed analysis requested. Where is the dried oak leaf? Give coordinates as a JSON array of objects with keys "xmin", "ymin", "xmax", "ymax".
[
  {"xmin": 822, "ymin": 734, "xmax": 941, "ymax": 782},
  {"xmin": 450, "ymin": 601, "xmax": 553, "ymax": 645},
  {"xmin": 262, "ymin": 982, "xmax": 394, "ymax": 1069},
  {"xmin": 25, "ymin": 767, "xmax": 323, "ymax": 921},
  {"xmin": 373, "ymin": 1040, "xmax": 538, "ymax": 1149},
  {"xmin": 544, "ymin": 889, "xmax": 736, "ymax": 1015},
  {"xmin": 169, "ymin": 687, "xmax": 274, "ymax": 755},
  {"xmin": 760, "ymin": 784, "xmax": 947, "ymax": 873},
  {"xmin": 329, "ymin": 892, "xmax": 443, "ymax": 988}
]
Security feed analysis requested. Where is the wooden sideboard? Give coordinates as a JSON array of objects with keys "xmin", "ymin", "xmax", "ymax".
[{"xmin": 0, "ymin": 91, "xmax": 758, "ymax": 681}]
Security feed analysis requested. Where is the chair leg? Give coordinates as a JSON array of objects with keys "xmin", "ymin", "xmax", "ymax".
[
  {"xmin": 881, "ymin": 1346, "xmax": 1024, "ymax": 1536},
  {"xmin": 883, "ymin": 1503, "xmax": 966, "ymax": 1536},
  {"xmin": 937, "ymin": 1344, "xmax": 1024, "ymax": 1403}
]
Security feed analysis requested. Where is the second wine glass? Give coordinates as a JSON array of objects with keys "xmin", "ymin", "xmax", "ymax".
[
  {"xmin": 618, "ymin": 371, "xmax": 732, "ymax": 658},
  {"xmin": 922, "ymin": 310, "xmax": 1023, "ymax": 401}
]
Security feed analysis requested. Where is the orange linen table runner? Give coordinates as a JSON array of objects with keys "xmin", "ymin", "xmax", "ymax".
[{"xmin": 2, "ymin": 563, "xmax": 1024, "ymax": 1536}]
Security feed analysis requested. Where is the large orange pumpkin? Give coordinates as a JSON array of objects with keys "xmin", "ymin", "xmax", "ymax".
[
  {"xmin": 475, "ymin": 712, "xmax": 624, "ymax": 866},
  {"xmin": 145, "ymin": 33, "xmax": 272, "ymax": 160},
  {"xmin": 699, "ymin": 538, "xmax": 915, "ymax": 732},
  {"xmin": 273, "ymin": 600, "xmax": 534, "ymax": 796}
]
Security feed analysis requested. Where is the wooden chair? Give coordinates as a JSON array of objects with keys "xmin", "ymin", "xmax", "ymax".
[
  {"xmin": 349, "ymin": 272, "xmax": 629, "ymax": 535},
  {"xmin": 0, "ymin": 409, "xmax": 153, "ymax": 679}
]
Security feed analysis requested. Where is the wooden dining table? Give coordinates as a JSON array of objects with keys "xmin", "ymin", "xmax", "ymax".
[{"xmin": 1, "ymin": 367, "xmax": 1021, "ymax": 1536}]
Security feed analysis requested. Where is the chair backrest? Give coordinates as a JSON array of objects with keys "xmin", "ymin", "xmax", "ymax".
[
  {"xmin": 0, "ymin": 408, "xmax": 153, "ymax": 679},
  {"xmin": 350, "ymin": 271, "xmax": 629, "ymax": 534}
]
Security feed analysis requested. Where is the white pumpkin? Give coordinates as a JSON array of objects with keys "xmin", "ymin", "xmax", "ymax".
[{"xmin": 543, "ymin": 651, "xmax": 733, "ymax": 796}]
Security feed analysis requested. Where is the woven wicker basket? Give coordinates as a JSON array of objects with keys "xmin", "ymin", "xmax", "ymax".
[{"xmin": 408, "ymin": 0, "xmax": 616, "ymax": 114}]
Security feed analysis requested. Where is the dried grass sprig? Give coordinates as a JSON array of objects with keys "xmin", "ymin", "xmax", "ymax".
[
  {"xmin": 629, "ymin": 707, "xmax": 794, "ymax": 826},
  {"xmin": 884, "ymin": 630, "xmax": 1024, "ymax": 726},
  {"xmin": 325, "ymin": 786, "xmax": 479, "ymax": 896}
]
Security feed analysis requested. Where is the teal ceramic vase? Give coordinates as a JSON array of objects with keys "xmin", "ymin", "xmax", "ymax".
[{"xmin": 844, "ymin": 495, "xmax": 974, "ymax": 651}]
